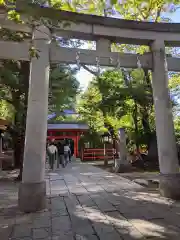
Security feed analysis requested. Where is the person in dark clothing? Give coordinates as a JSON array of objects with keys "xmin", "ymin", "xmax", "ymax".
[
  {"xmin": 57, "ymin": 142, "xmax": 65, "ymax": 168},
  {"xmin": 68, "ymin": 144, "xmax": 72, "ymax": 162},
  {"xmin": 64, "ymin": 141, "xmax": 70, "ymax": 165}
]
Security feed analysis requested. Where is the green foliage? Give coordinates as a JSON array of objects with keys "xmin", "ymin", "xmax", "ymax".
[
  {"xmin": 78, "ymin": 68, "xmax": 154, "ymax": 150},
  {"xmin": 174, "ymin": 116, "xmax": 180, "ymax": 143},
  {"xmin": 77, "ymin": 83, "xmax": 105, "ymax": 133},
  {"xmin": 0, "ymin": 100, "xmax": 14, "ymax": 120},
  {"xmin": 48, "ymin": 64, "xmax": 80, "ymax": 113}
]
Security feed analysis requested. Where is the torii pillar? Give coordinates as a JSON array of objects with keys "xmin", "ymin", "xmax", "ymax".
[
  {"xmin": 18, "ymin": 25, "xmax": 50, "ymax": 212},
  {"xmin": 151, "ymin": 40, "xmax": 180, "ymax": 199}
]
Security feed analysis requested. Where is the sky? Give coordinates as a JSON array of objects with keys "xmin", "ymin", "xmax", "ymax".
[{"xmin": 76, "ymin": 8, "xmax": 180, "ymax": 91}]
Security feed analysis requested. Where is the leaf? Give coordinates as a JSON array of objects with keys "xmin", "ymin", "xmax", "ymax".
[
  {"xmin": 110, "ymin": 0, "xmax": 118, "ymax": 5},
  {"xmin": 0, "ymin": 0, "xmax": 5, "ymax": 5}
]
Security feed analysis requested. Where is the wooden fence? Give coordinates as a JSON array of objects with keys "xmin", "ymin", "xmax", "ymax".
[{"xmin": 81, "ymin": 148, "xmax": 114, "ymax": 161}]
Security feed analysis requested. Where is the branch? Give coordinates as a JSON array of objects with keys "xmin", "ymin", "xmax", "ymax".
[
  {"xmin": 155, "ymin": 6, "xmax": 163, "ymax": 22},
  {"xmin": 81, "ymin": 64, "xmax": 99, "ymax": 76}
]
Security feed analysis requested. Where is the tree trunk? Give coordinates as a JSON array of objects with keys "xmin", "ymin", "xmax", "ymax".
[
  {"xmin": 16, "ymin": 61, "xmax": 30, "ymax": 181},
  {"xmin": 141, "ymin": 108, "xmax": 152, "ymax": 147},
  {"xmin": 142, "ymin": 69, "xmax": 153, "ymax": 148},
  {"xmin": 13, "ymin": 97, "xmax": 22, "ymax": 168},
  {"xmin": 133, "ymin": 101, "xmax": 140, "ymax": 153}
]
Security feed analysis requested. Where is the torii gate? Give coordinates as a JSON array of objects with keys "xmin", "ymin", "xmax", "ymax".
[{"xmin": 1, "ymin": 1, "xmax": 180, "ymax": 212}]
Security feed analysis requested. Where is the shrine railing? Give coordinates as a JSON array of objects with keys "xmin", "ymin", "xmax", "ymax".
[{"xmin": 81, "ymin": 148, "xmax": 114, "ymax": 161}]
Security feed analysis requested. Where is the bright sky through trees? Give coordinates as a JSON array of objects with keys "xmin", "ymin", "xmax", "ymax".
[{"xmin": 76, "ymin": 8, "xmax": 180, "ymax": 91}]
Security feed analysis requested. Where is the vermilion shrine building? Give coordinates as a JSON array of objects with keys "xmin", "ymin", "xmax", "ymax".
[
  {"xmin": 47, "ymin": 111, "xmax": 89, "ymax": 157},
  {"xmin": 47, "ymin": 122, "xmax": 89, "ymax": 157}
]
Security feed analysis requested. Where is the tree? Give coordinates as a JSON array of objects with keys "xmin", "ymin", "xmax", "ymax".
[
  {"xmin": 0, "ymin": 60, "xmax": 79, "ymax": 178},
  {"xmin": 79, "ymin": 69, "xmax": 154, "ymax": 151},
  {"xmin": 78, "ymin": 61, "xmax": 179, "ymax": 170},
  {"xmin": 49, "ymin": 64, "xmax": 80, "ymax": 114},
  {"xmin": 0, "ymin": 1, "xmax": 82, "ymax": 180},
  {"xmin": 0, "ymin": 60, "xmax": 30, "ymax": 173}
]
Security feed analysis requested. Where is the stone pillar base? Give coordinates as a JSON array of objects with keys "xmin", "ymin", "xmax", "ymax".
[
  {"xmin": 114, "ymin": 159, "xmax": 132, "ymax": 173},
  {"xmin": 159, "ymin": 173, "xmax": 180, "ymax": 200},
  {"xmin": 18, "ymin": 181, "xmax": 46, "ymax": 213}
]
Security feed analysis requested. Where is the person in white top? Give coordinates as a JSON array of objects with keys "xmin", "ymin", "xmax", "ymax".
[{"xmin": 47, "ymin": 140, "xmax": 57, "ymax": 170}]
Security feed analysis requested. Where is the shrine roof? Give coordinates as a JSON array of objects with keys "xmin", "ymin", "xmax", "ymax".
[{"xmin": 47, "ymin": 123, "xmax": 89, "ymax": 130}]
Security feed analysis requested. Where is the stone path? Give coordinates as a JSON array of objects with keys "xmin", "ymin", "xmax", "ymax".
[{"xmin": 1, "ymin": 161, "xmax": 180, "ymax": 239}]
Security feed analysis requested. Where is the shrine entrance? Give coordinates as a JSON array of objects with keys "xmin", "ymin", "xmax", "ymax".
[
  {"xmin": 47, "ymin": 123, "xmax": 89, "ymax": 157},
  {"xmin": 49, "ymin": 137, "xmax": 75, "ymax": 157}
]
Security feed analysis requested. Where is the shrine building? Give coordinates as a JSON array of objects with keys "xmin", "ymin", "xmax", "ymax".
[{"xmin": 47, "ymin": 111, "xmax": 89, "ymax": 157}]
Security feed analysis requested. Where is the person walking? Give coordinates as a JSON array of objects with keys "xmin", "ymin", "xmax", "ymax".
[
  {"xmin": 47, "ymin": 140, "xmax": 57, "ymax": 170},
  {"xmin": 68, "ymin": 143, "xmax": 72, "ymax": 162},
  {"xmin": 64, "ymin": 142, "xmax": 70, "ymax": 166},
  {"xmin": 57, "ymin": 142, "xmax": 65, "ymax": 168}
]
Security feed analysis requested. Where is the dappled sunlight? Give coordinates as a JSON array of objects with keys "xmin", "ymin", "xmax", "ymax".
[
  {"xmin": 75, "ymin": 206, "xmax": 106, "ymax": 222},
  {"xmin": 130, "ymin": 218, "xmax": 180, "ymax": 239},
  {"xmin": 73, "ymin": 205, "xmax": 178, "ymax": 239},
  {"xmin": 1, "ymin": 162, "xmax": 180, "ymax": 239},
  {"xmin": 105, "ymin": 175, "xmax": 117, "ymax": 178},
  {"xmin": 80, "ymin": 172, "xmax": 104, "ymax": 176},
  {"xmin": 130, "ymin": 219, "xmax": 165, "ymax": 238},
  {"xmin": 122, "ymin": 190, "xmax": 172, "ymax": 205}
]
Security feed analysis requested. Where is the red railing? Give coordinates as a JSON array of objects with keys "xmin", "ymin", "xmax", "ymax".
[{"xmin": 81, "ymin": 148, "xmax": 114, "ymax": 161}]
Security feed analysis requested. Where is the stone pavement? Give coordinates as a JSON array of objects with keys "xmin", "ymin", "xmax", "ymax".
[{"xmin": 1, "ymin": 161, "xmax": 180, "ymax": 240}]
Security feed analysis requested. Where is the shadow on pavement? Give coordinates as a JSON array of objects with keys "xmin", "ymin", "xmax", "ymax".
[{"xmin": 0, "ymin": 162, "xmax": 180, "ymax": 239}]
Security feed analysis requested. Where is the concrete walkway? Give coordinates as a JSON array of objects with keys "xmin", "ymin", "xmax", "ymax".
[{"xmin": 1, "ymin": 161, "xmax": 180, "ymax": 240}]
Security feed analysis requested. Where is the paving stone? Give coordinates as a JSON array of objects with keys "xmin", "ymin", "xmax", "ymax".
[
  {"xmin": 52, "ymin": 231, "xmax": 74, "ymax": 240},
  {"xmin": 71, "ymin": 215, "xmax": 95, "ymax": 235},
  {"xmin": 51, "ymin": 197, "xmax": 66, "ymax": 211},
  {"xmin": 116, "ymin": 225, "xmax": 144, "ymax": 239},
  {"xmin": 133, "ymin": 179, "xmax": 149, "ymax": 186},
  {"xmin": 115, "ymin": 205, "xmax": 145, "ymax": 219},
  {"xmin": 33, "ymin": 227, "xmax": 51, "ymax": 239},
  {"xmin": 86, "ymin": 185, "xmax": 104, "ymax": 193},
  {"xmin": 51, "ymin": 190, "xmax": 69, "ymax": 197},
  {"xmin": 68, "ymin": 187, "xmax": 88, "ymax": 195},
  {"xmin": 51, "ymin": 209, "xmax": 68, "ymax": 217},
  {"xmin": 97, "ymin": 203, "xmax": 116, "ymax": 213},
  {"xmin": 31, "ymin": 216, "xmax": 51, "ymax": 229},
  {"xmin": 92, "ymin": 220, "xmax": 115, "ymax": 235},
  {"xmin": 106, "ymin": 211, "xmax": 132, "ymax": 228},
  {"xmin": 0, "ymin": 225, "xmax": 13, "ymax": 239},
  {"xmin": 129, "ymin": 219, "xmax": 166, "ymax": 238},
  {"xmin": 0, "ymin": 214, "xmax": 16, "ymax": 227},
  {"xmin": 52, "ymin": 216, "xmax": 71, "ymax": 233},
  {"xmin": 77, "ymin": 195, "xmax": 96, "ymax": 208},
  {"xmin": 11, "ymin": 237, "xmax": 32, "ymax": 240},
  {"xmin": 49, "ymin": 174, "xmax": 64, "ymax": 181},
  {"xmin": 64, "ymin": 196, "xmax": 83, "ymax": 214},
  {"xmin": 31, "ymin": 210, "xmax": 51, "ymax": 219},
  {"xmin": 12, "ymin": 224, "xmax": 32, "ymax": 238},
  {"xmin": 148, "ymin": 219, "xmax": 180, "ymax": 239},
  {"xmin": 97, "ymin": 231, "xmax": 123, "ymax": 240},
  {"xmin": 75, "ymin": 234, "xmax": 99, "ymax": 240},
  {"xmin": 15, "ymin": 214, "xmax": 33, "ymax": 225}
]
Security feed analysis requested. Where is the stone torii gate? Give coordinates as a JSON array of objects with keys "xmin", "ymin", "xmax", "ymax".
[{"xmin": 1, "ymin": 2, "xmax": 180, "ymax": 212}]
